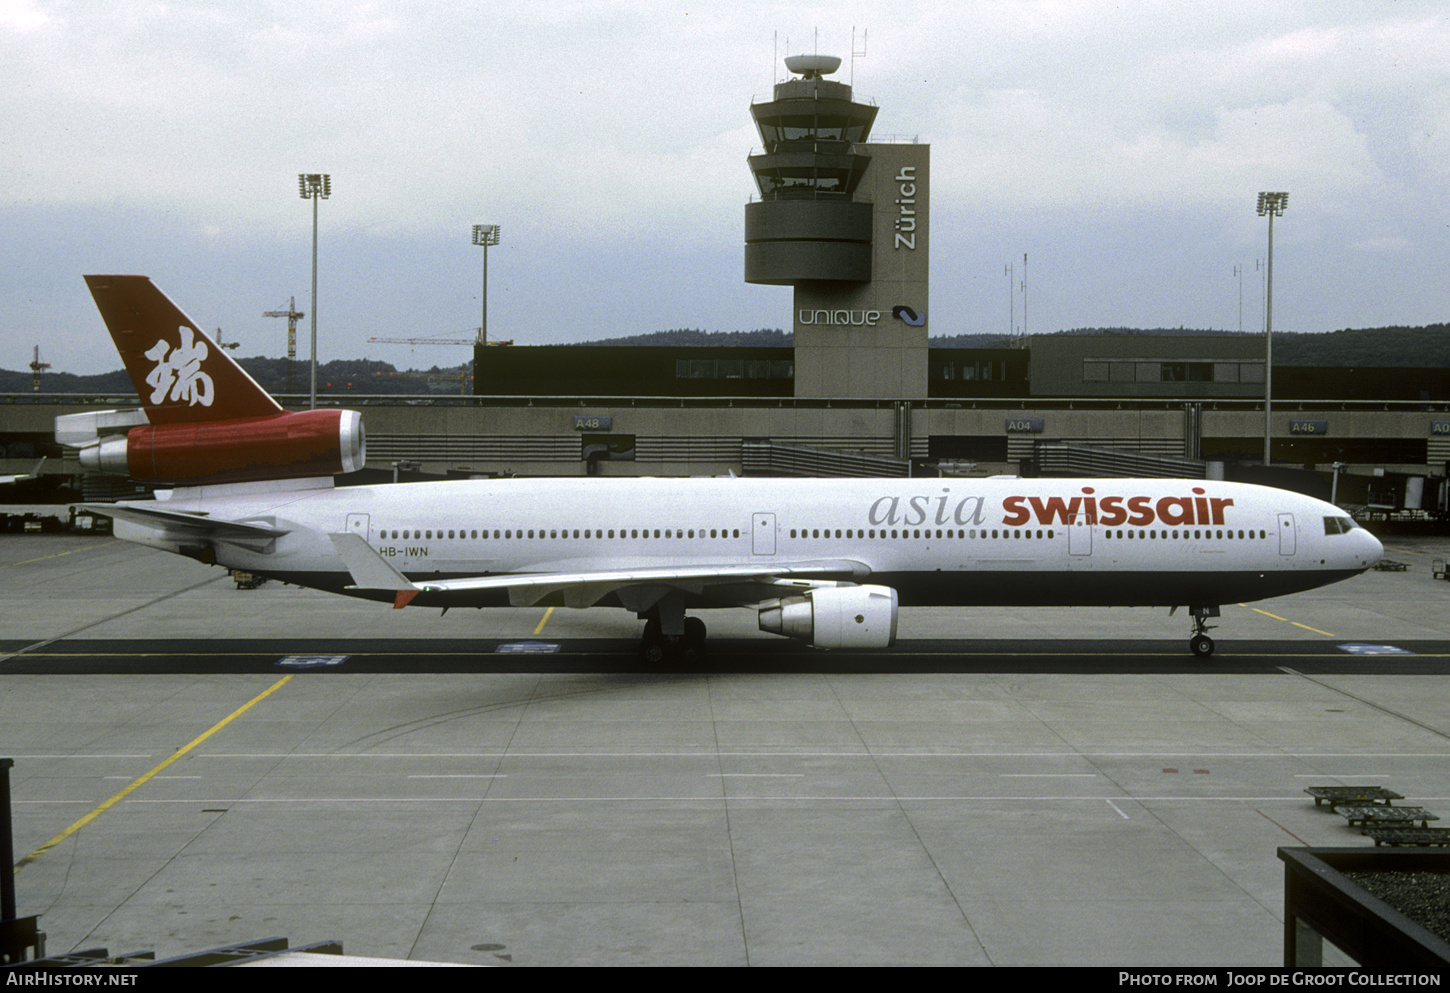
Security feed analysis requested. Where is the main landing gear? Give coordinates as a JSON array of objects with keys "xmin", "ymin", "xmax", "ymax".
[
  {"xmin": 638, "ymin": 596, "xmax": 707, "ymax": 664},
  {"xmin": 1188, "ymin": 605, "xmax": 1220, "ymax": 657}
]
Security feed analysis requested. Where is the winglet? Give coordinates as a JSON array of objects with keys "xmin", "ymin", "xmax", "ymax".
[{"xmin": 328, "ymin": 533, "xmax": 420, "ymax": 608}]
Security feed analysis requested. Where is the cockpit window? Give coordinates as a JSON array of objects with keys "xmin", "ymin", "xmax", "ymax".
[{"xmin": 1323, "ymin": 516, "xmax": 1358, "ymax": 535}]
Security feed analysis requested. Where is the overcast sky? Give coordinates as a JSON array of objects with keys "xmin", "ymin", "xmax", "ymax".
[{"xmin": 3, "ymin": 0, "xmax": 1447, "ymax": 376}]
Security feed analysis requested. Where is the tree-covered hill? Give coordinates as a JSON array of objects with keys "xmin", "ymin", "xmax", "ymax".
[
  {"xmin": 939, "ymin": 324, "xmax": 1450, "ymax": 367},
  {"xmin": 1268, "ymin": 324, "xmax": 1450, "ymax": 367},
  {"xmin": 5, "ymin": 322, "xmax": 1447, "ymax": 391},
  {"xmin": 0, "ymin": 357, "xmax": 473, "ymax": 396},
  {"xmin": 571, "ymin": 328, "xmax": 792, "ymax": 347}
]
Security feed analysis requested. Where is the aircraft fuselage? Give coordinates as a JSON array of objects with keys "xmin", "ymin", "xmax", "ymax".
[{"xmin": 121, "ymin": 474, "xmax": 1382, "ymax": 614}]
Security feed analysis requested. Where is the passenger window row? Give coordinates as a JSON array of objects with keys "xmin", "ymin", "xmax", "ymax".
[
  {"xmin": 785, "ymin": 527, "xmax": 1273, "ymax": 542},
  {"xmin": 789, "ymin": 528, "xmax": 1058, "ymax": 540},
  {"xmin": 380, "ymin": 525, "xmax": 1275, "ymax": 544},
  {"xmin": 1102, "ymin": 529, "xmax": 1268, "ymax": 541},
  {"xmin": 382, "ymin": 528, "xmax": 744, "ymax": 541}
]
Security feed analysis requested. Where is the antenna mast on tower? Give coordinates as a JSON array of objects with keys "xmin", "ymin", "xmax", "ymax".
[{"xmin": 850, "ymin": 27, "xmax": 867, "ymax": 85}]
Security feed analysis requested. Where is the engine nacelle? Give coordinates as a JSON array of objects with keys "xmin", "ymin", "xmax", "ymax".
[
  {"xmin": 79, "ymin": 409, "xmax": 365, "ymax": 484},
  {"xmin": 758, "ymin": 584, "xmax": 899, "ymax": 649}
]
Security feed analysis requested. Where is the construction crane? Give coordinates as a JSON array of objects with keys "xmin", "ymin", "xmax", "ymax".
[
  {"xmin": 263, "ymin": 298, "xmax": 304, "ymax": 395},
  {"xmin": 369, "ymin": 330, "xmax": 511, "ymax": 396},
  {"xmin": 382, "ymin": 368, "xmax": 476, "ymax": 396},
  {"xmin": 29, "ymin": 346, "xmax": 50, "ymax": 393},
  {"xmin": 368, "ymin": 330, "xmax": 514, "ymax": 348}
]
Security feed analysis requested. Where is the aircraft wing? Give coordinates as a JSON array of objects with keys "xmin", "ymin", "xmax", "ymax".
[
  {"xmin": 328, "ymin": 532, "xmax": 869, "ymax": 610},
  {"xmin": 85, "ymin": 503, "xmax": 290, "ymax": 551},
  {"xmin": 0, "ymin": 458, "xmax": 44, "ymax": 485}
]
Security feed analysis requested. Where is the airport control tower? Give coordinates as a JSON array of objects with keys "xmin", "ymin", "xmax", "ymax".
[{"xmin": 745, "ymin": 54, "xmax": 929, "ymax": 398}]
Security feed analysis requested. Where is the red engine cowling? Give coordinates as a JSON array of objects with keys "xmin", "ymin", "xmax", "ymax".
[{"xmin": 81, "ymin": 409, "xmax": 365, "ymax": 484}]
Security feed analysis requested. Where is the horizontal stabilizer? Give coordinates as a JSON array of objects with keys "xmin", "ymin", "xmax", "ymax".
[
  {"xmin": 85, "ymin": 502, "xmax": 289, "ymax": 550},
  {"xmin": 0, "ymin": 458, "xmax": 44, "ymax": 485}
]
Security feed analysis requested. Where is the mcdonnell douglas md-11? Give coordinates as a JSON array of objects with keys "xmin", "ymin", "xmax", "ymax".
[{"xmin": 58, "ymin": 275, "xmax": 1384, "ymax": 660}]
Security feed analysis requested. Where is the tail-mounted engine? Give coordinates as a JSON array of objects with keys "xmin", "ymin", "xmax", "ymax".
[
  {"xmin": 758, "ymin": 584, "xmax": 899, "ymax": 649},
  {"xmin": 58, "ymin": 408, "xmax": 365, "ymax": 485}
]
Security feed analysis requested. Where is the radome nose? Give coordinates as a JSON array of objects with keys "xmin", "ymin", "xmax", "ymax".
[{"xmin": 1359, "ymin": 528, "xmax": 1384, "ymax": 569}]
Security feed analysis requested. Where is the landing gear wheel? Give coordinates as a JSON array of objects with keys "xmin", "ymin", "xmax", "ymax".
[
  {"xmin": 639, "ymin": 618, "xmax": 668, "ymax": 665},
  {"xmin": 1185, "ymin": 605, "xmax": 1220, "ymax": 659},
  {"xmin": 639, "ymin": 610, "xmax": 708, "ymax": 665},
  {"xmin": 680, "ymin": 617, "xmax": 708, "ymax": 663}
]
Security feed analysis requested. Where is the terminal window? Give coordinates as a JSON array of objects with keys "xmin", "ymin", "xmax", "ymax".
[
  {"xmin": 934, "ymin": 360, "xmax": 1009, "ymax": 382},
  {"xmin": 675, "ymin": 359, "xmax": 793, "ymax": 381},
  {"xmin": 1161, "ymin": 362, "xmax": 1213, "ymax": 382},
  {"xmin": 1083, "ymin": 360, "xmax": 1265, "ymax": 384}
]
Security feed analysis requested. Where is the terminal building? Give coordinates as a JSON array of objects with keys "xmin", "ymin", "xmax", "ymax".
[{"xmin": 1, "ymin": 54, "xmax": 1447, "ymax": 517}]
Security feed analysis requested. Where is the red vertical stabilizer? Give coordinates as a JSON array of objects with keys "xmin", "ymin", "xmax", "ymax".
[
  {"xmin": 83, "ymin": 275, "xmax": 283, "ymax": 424},
  {"xmin": 77, "ymin": 275, "xmax": 364, "ymax": 484}
]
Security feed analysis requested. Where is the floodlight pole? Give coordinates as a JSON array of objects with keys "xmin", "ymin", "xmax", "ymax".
[
  {"xmin": 1004, "ymin": 262, "xmax": 1015, "ymax": 338},
  {"xmin": 472, "ymin": 225, "xmax": 500, "ymax": 394},
  {"xmin": 472, "ymin": 225, "xmax": 500, "ymax": 346},
  {"xmin": 1257, "ymin": 192, "xmax": 1288, "ymax": 466},
  {"xmin": 299, "ymin": 174, "xmax": 331, "ymax": 409}
]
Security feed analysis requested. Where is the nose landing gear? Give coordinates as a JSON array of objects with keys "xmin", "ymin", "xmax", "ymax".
[{"xmin": 1188, "ymin": 605, "xmax": 1220, "ymax": 657}]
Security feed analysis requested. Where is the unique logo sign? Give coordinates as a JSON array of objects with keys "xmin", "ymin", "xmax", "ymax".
[
  {"xmin": 145, "ymin": 325, "xmax": 213, "ymax": 407},
  {"xmin": 892, "ymin": 305, "xmax": 925, "ymax": 326},
  {"xmin": 798, "ymin": 306, "xmax": 926, "ymax": 327},
  {"xmin": 799, "ymin": 310, "xmax": 881, "ymax": 326}
]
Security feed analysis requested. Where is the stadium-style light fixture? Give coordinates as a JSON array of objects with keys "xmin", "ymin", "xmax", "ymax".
[
  {"xmin": 299, "ymin": 174, "xmax": 332, "ymax": 409},
  {"xmin": 1256, "ymin": 192, "xmax": 1288, "ymax": 466},
  {"xmin": 473, "ymin": 224, "xmax": 501, "ymax": 351}
]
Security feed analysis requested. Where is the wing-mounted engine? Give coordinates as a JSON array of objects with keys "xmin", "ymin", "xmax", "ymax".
[
  {"xmin": 757, "ymin": 584, "xmax": 899, "ymax": 649},
  {"xmin": 57, "ymin": 408, "xmax": 365, "ymax": 485}
]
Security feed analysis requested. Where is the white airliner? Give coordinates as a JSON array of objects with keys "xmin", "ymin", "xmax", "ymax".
[{"xmin": 59, "ymin": 276, "xmax": 1384, "ymax": 659}]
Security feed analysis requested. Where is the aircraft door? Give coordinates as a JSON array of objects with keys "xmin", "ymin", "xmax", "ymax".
[
  {"xmin": 1069, "ymin": 512, "xmax": 1092, "ymax": 556},
  {"xmin": 1277, "ymin": 513, "xmax": 1296, "ymax": 556},
  {"xmin": 346, "ymin": 513, "xmax": 370, "ymax": 537},
  {"xmin": 752, "ymin": 513, "xmax": 777, "ymax": 555}
]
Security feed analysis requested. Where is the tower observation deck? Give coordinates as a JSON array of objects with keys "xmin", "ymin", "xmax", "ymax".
[{"xmin": 744, "ymin": 55, "xmax": 879, "ymax": 284}]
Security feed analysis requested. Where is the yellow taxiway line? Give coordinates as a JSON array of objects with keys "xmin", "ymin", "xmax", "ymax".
[
  {"xmin": 13, "ymin": 675, "xmax": 294, "ymax": 874},
  {"xmin": 1241, "ymin": 605, "xmax": 1335, "ymax": 637}
]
